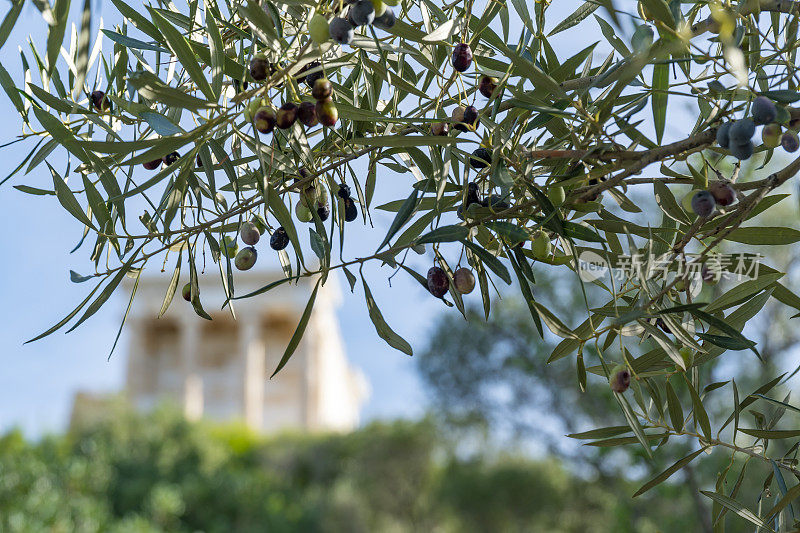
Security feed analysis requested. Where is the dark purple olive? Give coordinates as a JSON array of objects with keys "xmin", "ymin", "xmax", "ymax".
[
  {"xmin": 316, "ymin": 98, "xmax": 338, "ymax": 128},
  {"xmin": 298, "ymin": 101, "xmax": 318, "ymax": 127},
  {"xmin": 250, "ymin": 54, "xmax": 270, "ymax": 81},
  {"xmin": 610, "ymin": 367, "xmax": 631, "ymax": 393},
  {"xmin": 782, "ymin": 131, "xmax": 799, "ymax": 152},
  {"xmin": 716, "ymin": 122, "xmax": 731, "ymax": 148},
  {"xmin": 329, "ymin": 17, "xmax": 354, "ymax": 45},
  {"xmin": 469, "ymin": 147, "xmax": 492, "ymax": 170},
  {"xmin": 478, "ymin": 75, "xmax": 498, "ymax": 98},
  {"xmin": 426, "ymin": 266, "xmax": 449, "ymax": 298},
  {"xmin": 317, "ymin": 204, "xmax": 330, "ymax": 221},
  {"xmin": 301, "ymin": 61, "xmax": 324, "ymax": 88},
  {"xmin": 344, "ymin": 197, "xmax": 358, "ymax": 221},
  {"xmin": 90, "ymin": 90, "xmax": 109, "ymax": 111},
  {"xmin": 691, "ymin": 190, "xmax": 715, "ymax": 217},
  {"xmin": 348, "ymin": 0, "xmax": 375, "ymax": 26},
  {"xmin": 254, "ymin": 107, "xmax": 277, "ymax": 134},
  {"xmin": 451, "ymin": 106, "xmax": 468, "ymax": 132},
  {"xmin": 751, "ymin": 96, "xmax": 777, "ymax": 125},
  {"xmin": 337, "ymin": 183, "xmax": 351, "ymax": 199},
  {"xmin": 312, "ymin": 78, "xmax": 333, "ymax": 100},
  {"xmin": 708, "ymin": 182, "xmax": 736, "ymax": 206},
  {"xmin": 462, "ymin": 105, "xmax": 479, "ymax": 130},
  {"xmin": 655, "ymin": 317, "xmax": 671, "ymax": 334},
  {"xmin": 276, "ymin": 102, "xmax": 298, "ymax": 129},
  {"xmin": 270, "ymin": 227, "xmax": 290, "ymax": 250},
  {"xmin": 451, "ymin": 42, "xmax": 473, "ymax": 72},
  {"xmin": 162, "ymin": 152, "xmax": 180, "ymax": 166},
  {"xmin": 143, "ymin": 159, "xmax": 162, "ymax": 170},
  {"xmin": 373, "ymin": 7, "xmax": 395, "ymax": 30}
]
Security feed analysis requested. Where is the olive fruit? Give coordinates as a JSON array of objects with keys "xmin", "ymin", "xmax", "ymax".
[
  {"xmin": 730, "ymin": 140, "xmax": 754, "ymax": 160},
  {"xmin": 478, "ymin": 75, "xmax": 498, "ymax": 98},
  {"xmin": 691, "ymin": 190, "xmax": 716, "ymax": 217},
  {"xmin": 162, "ymin": 151, "xmax": 180, "ymax": 166},
  {"xmin": 716, "ymin": 122, "xmax": 731, "ymax": 149},
  {"xmin": 253, "ymin": 106, "xmax": 277, "ymax": 134},
  {"xmin": 708, "ymin": 182, "xmax": 736, "ymax": 207},
  {"xmin": 182, "ymin": 282, "xmax": 192, "ymax": 302},
  {"xmin": 462, "ymin": 105, "xmax": 479, "ymax": 130},
  {"xmin": 655, "ymin": 317, "xmax": 671, "ymax": 334},
  {"xmin": 729, "ymin": 118, "xmax": 755, "ymax": 145},
  {"xmin": 239, "ymin": 221, "xmax": 261, "ymax": 246},
  {"xmin": 469, "ymin": 147, "xmax": 492, "ymax": 170},
  {"xmin": 276, "ymin": 103, "xmax": 298, "ymax": 129},
  {"xmin": 430, "ymin": 122, "xmax": 449, "ymax": 136},
  {"xmin": 426, "ymin": 266, "xmax": 449, "ymax": 298},
  {"xmin": 548, "ymin": 185, "xmax": 565, "ymax": 205},
  {"xmin": 531, "ymin": 231, "xmax": 551, "ymax": 260},
  {"xmin": 220, "ymin": 235, "xmax": 239, "ymax": 259},
  {"xmin": 312, "ymin": 78, "xmax": 333, "ymax": 100},
  {"xmin": 348, "ymin": 0, "xmax": 375, "ymax": 26},
  {"xmin": 296, "ymin": 201, "xmax": 313, "ymax": 222},
  {"xmin": 250, "ymin": 54, "xmax": 270, "ymax": 81},
  {"xmin": 301, "ymin": 61, "xmax": 324, "ymax": 88},
  {"xmin": 337, "ymin": 183, "xmax": 351, "ymax": 199},
  {"xmin": 451, "ymin": 106, "xmax": 468, "ymax": 132},
  {"xmin": 751, "ymin": 96, "xmax": 777, "ymax": 125},
  {"xmin": 309, "ymin": 14, "xmax": 330, "ymax": 44},
  {"xmin": 609, "ymin": 365, "xmax": 631, "ymax": 393},
  {"xmin": 270, "ymin": 227, "xmax": 290, "ymax": 250},
  {"xmin": 453, "ymin": 267, "xmax": 475, "ymax": 294},
  {"xmin": 235, "ymin": 246, "xmax": 258, "ymax": 271},
  {"xmin": 317, "ymin": 204, "xmax": 330, "ymax": 221},
  {"xmin": 316, "ymin": 98, "xmax": 339, "ymax": 128},
  {"xmin": 90, "ymin": 90, "xmax": 109, "ymax": 111},
  {"xmin": 329, "ymin": 17, "xmax": 354, "ymax": 45},
  {"xmin": 481, "ymin": 194, "xmax": 509, "ymax": 211},
  {"xmin": 296, "ymin": 101, "xmax": 318, "ymax": 128},
  {"xmin": 762, "ymin": 123, "xmax": 782, "ymax": 148},
  {"xmin": 244, "ymin": 99, "xmax": 263, "ymax": 122},
  {"xmin": 451, "ymin": 42, "xmax": 473, "ymax": 72},
  {"xmin": 782, "ymin": 131, "xmax": 799, "ymax": 152},
  {"xmin": 344, "ymin": 197, "xmax": 358, "ymax": 221},
  {"xmin": 143, "ymin": 159, "xmax": 162, "ymax": 170},
  {"xmin": 373, "ymin": 7, "xmax": 395, "ymax": 29}
]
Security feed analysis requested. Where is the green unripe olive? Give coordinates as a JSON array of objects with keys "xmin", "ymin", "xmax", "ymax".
[
  {"xmin": 372, "ymin": 0, "xmax": 387, "ymax": 16},
  {"xmin": 531, "ymin": 231, "xmax": 552, "ymax": 260},
  {"xmin": 251, "ymin": 214, "xmax": 268, "ymax": 234},
  {"xmin": 296, "ymin": 200, "xmax": 313, "ymax": 222},
  {"xmin": 182, "ymin": 282, "xmax": 192, "ymax": 302},
  {"xmin": 548, "ymin": 185, "xmax": 565, "ymax": 205},
  {"xmin": 309, "ymin": 14, "xmax": 330, "ymax": 44},
  {"xmin": 234, "ymin": 246, "xmax": 258, "ymax": 271},
  {"xmin": 244, "ymin": 99, "xmax": 264, "ymax": 122},
  {"xmin": 220, "ymin": 235, "xmax": 238, "ymax": 258},
  {"xmin": 762, "ymin": 123, "xmax": 782, "ymax": 148}
]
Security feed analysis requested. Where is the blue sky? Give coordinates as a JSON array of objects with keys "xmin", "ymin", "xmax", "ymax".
[{"xmin": 0, "ymin": 2, "xmax": 634, "ymax": 436}]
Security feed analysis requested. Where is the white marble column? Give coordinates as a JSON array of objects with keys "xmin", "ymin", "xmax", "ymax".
[
  {"xmin": 240, "ymin": 317, "xmax": 265, "ymax": 430},
  {"xmin": 179, "ymin": 317, "xmax": 203, "ymax": 421}
]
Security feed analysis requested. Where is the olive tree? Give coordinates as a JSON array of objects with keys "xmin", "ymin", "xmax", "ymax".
[{"xmin": 3, "ymin": 0, "xmax": 800, "ymax": 528}]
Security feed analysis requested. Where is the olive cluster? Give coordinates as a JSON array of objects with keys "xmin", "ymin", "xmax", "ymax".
[
  {"xmin": 311, "ymin": 0, "xmax": 397, "ymax": 47},
  {"xmin": 690, "ymin": 181, "xmax": 736, "ymax": 218},
  {"xmin": 716, "ymin": 96, "xmax": 799, "ymax": 159},
  {"xmin": 425, "ymin": 266, "xmax": 475, "ymax": 298}
]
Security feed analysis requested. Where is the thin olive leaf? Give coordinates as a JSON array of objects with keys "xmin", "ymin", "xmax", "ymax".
[
  {"xmin": 362, "ymin": 275, "xmax": 413, "ymax": 355},
  {"xmin": 633, "ymin": 447, "xmax": 707, "ymax": 497},
  {"xmin": 272, "ymin": 280, "xmax": 320, "ymax": 377},
  {"xmin": 700, "ymin": 491, "xmax": 773, "ymax": 530},
  {"xmin": 158, "ymin": 251, "xmax": 183, "ymax": 318},
  {"xmin": 377, "ymin": 188, "xmax": 419, "ymax": 251}
]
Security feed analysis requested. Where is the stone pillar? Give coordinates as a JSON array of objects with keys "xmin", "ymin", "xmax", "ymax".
[
  {"xmin": 180, "ymin": 317, "xmax": 203, "ymax": 421},
  {"xmin": 241, "ymin": 317, "xmax": 265, "ymax": 431}
]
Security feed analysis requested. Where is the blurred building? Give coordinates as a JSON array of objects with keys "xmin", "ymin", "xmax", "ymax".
[{"xmin": 72, "ymin": 271, "xmax": 369, "ymax": 433}]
